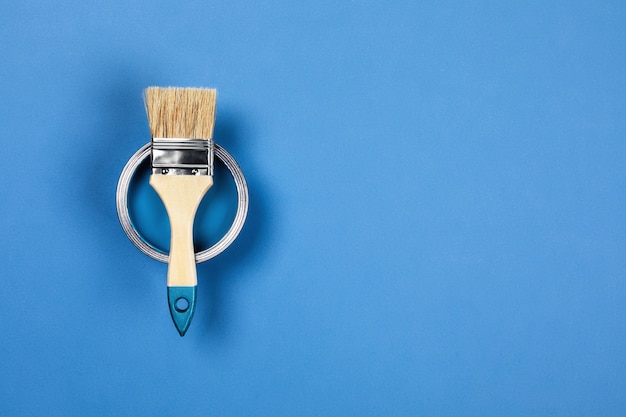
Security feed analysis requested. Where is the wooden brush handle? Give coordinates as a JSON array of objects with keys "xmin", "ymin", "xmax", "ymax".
[{"xmin": 149, "ymin": 175, "xmax": 213, "ymax": 287}]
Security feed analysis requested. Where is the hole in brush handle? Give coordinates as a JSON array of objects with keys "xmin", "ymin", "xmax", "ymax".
[{"xmin": 168, "ymin": 286, "xmax": 197, "ymax": 337}]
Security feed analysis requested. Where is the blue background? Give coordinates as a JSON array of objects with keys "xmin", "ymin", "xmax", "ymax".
[{"xmin": 1, "ymin": 1, "xmax": 625, "ymax": 415}]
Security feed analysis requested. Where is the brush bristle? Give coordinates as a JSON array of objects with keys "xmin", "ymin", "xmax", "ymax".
[{"xmin": 144, "ymin": 87, "xmax": 217, "ymax": 138}]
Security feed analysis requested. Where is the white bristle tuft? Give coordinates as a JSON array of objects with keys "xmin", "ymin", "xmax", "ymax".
[{"xmin": 144, "ymin": 87, "xmax": 217, "ymax": 139}]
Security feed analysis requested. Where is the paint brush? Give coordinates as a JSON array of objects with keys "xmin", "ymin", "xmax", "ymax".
[{"xmin": 144, "ymin": 87, "xmax": 217, "ymax": 336}]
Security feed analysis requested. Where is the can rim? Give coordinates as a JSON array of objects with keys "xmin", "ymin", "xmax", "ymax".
[{"xmin": 116, "ymin": 142, "xmax": 249, "ymax": 263}]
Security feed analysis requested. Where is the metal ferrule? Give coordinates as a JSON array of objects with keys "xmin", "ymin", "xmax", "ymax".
[{"xmin": 151, "ymin": 138, "xmax": 214, "ymax": 176}]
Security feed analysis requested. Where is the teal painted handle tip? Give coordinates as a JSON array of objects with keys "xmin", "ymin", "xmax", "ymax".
[{"xmin": 167, "ymin": 286, "xmax": 197, "ymax": 336}]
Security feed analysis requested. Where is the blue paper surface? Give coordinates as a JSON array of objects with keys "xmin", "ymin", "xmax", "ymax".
[{"xmin": 1, "ymin": 1, "xmax": 626, "ymax": 415}]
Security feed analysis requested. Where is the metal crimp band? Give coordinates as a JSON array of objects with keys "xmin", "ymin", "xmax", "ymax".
[{"xmin": 151, "ymin": 138, "xmax": 214, "ymax": 175}]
